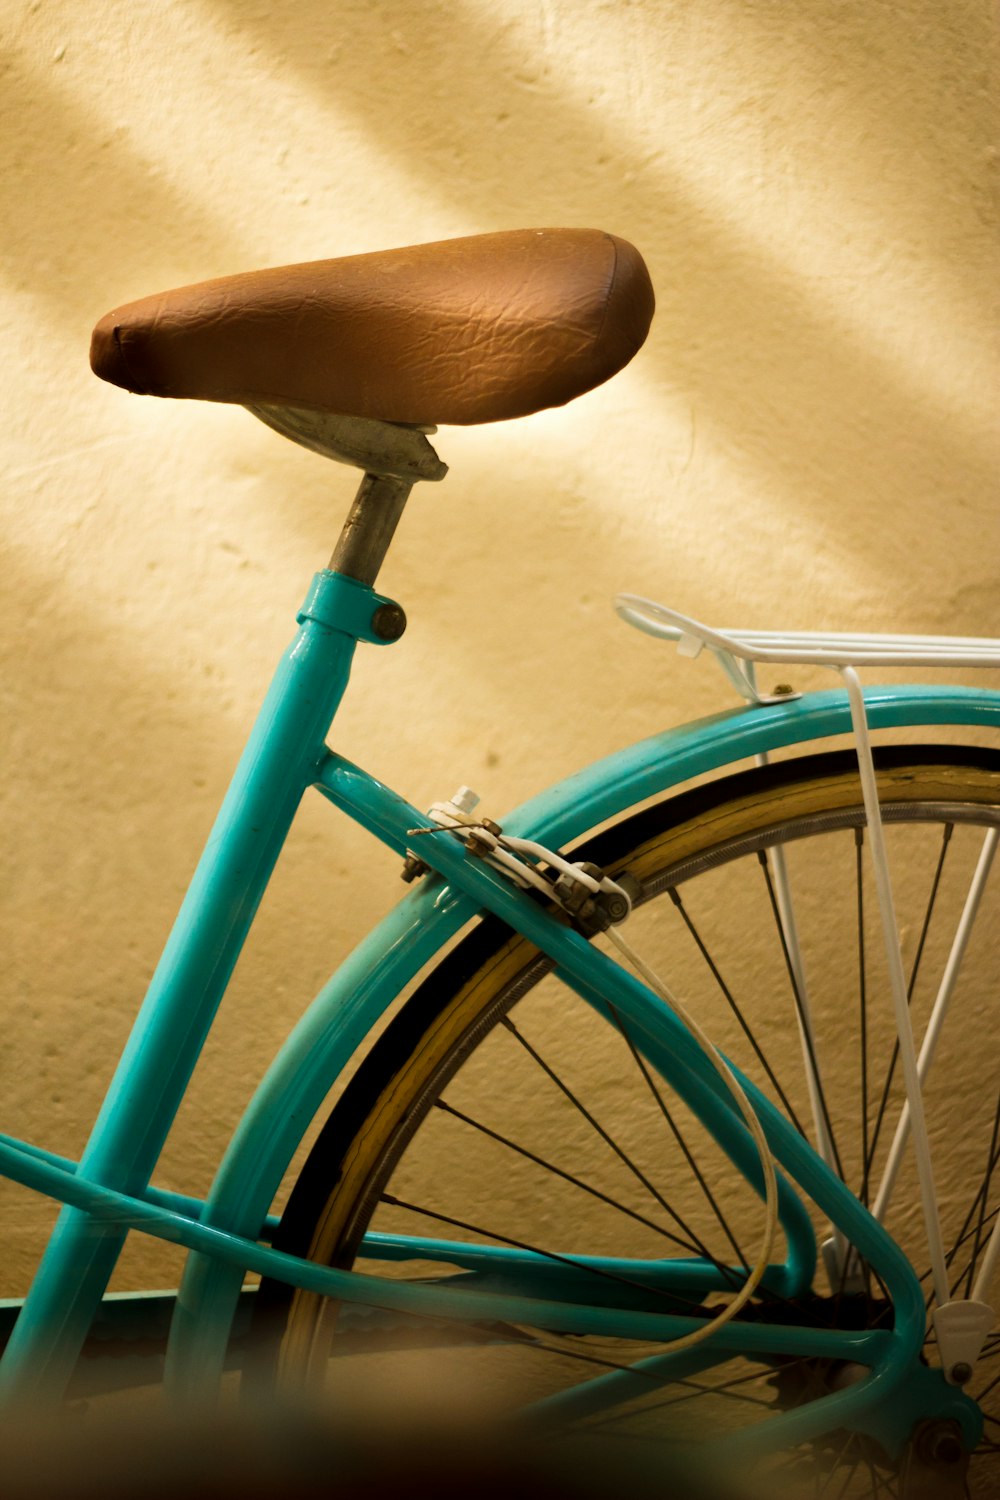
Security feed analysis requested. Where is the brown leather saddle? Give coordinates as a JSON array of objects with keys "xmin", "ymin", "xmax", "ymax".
[{"xmin": 90, "ymin": 228, "xmax": 654, "ymax": 428}]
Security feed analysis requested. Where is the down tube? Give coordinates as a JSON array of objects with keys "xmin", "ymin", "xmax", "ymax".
[{"xmin": 167, "ymin": 683, "xmax": 1000, "ymax": 1392}]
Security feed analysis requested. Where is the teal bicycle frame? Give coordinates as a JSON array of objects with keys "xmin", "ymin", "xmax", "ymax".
[{"xmin": 2, "ymin": 565, "xmax": 999, "ymax": 1459}]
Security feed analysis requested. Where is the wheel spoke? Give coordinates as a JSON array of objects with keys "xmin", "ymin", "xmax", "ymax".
[
  {"xmin": 379, "ymin": 1190, "xmax": 724, "ymax": 1316},
  {"xmin": 963, "ymin": 1088, "xmax": 1000, "ymax": 1298},
  {"xmin": 433, "ymin": 1097, "xmax": 704, "ymax": 1257},
  {"xmin": 623, "ymin": 1374, "xmax": 774, "ymax": 1413},
  {"xmin": 499, "ymin": 1013, "xmax": 700, "ymax": 1236},
  {"xmin": 669, "ymin": 883, "xmax": 809, "ymax": 1137},
  {"xmin": 972, "ymin": 1365, "xmax": 1000, "ymax": 1404},
  {"xmin": 757, "ymin": 850, "xmax": 845, "ymax": 1179},
  {"xmin": 918, "ymin": 1199, "xmax": 1000, "ymax": 1305},
  {"xmin": 819, "ymin": 1432, "xmax": 859, "ymax": 1494},
  {"xmin": 513, "ymin": 1333, "xmax": 673, "ymax": 1382},
  {"xmin": 605, "ymin": 1001, "xmax": 749, "ymax": 1276},
  {"xmin": 862, "ymin": 825, "xmax": 953, "ymax": 1181}
]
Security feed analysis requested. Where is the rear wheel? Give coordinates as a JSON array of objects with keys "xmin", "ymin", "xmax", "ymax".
[{"xmin": 261, "ymin": 748, "xmax": 1000, "ymax": 1494}]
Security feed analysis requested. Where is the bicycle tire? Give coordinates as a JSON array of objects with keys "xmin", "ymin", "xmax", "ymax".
[{"xmin": 258, "ymin": 746, "xmax": 1000, "ymax": 1494}]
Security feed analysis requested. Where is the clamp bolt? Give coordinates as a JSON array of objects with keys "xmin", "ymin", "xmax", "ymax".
[
  {"xmin": 371, "ymin": 603, "xmax": 407, "ymax": 641},
  {"xmin": 465, "ymin": 818, "xmax": 502, "ymax": 860},
  {"xmin": 949, "ymin": 1361, "xmax": 973, "ymax": 1386},
  {"xmin": 603, "ymin": 892, "xmax": 631, "ymax": 923}
]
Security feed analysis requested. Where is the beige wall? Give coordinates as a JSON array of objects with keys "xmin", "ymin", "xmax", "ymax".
[{"xmin": 2, "ymin": 1, "xmax": 998, "ymax": 1293}]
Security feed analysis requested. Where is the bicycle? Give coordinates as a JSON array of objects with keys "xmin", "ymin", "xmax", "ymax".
[{"xmin": 1, "ymin": 226, "xmax": 999, "ymax": 1497}]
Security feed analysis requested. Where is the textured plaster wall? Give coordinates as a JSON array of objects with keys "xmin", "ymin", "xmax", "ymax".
[{"xmin": 1, "ymin": 0, "xmax": 998, "ymax": 1295}]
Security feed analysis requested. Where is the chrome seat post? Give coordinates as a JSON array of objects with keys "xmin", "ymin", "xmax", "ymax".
[
  {"xmin": 245, "ymin": 401, "xmax": 449, "ymax": 588},
  {"xmin": 330, "ymin": 472, "xmax": 414, "ymax": 588}
]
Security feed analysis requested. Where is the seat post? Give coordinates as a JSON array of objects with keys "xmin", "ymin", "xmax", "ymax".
[
  {"xmin": 329, "ymin": 471, "xmax": 412, "ymax": 586},
  {"xmin": 244, "ymin": 401, "xmax": 449, "ymax": 590}
]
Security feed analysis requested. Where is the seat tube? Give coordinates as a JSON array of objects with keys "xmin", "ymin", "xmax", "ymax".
[{"xmin": 0, "ymin": 573, "xmax": 374, "ymax": 1408}]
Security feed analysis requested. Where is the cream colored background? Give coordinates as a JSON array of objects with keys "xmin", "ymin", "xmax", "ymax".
[{"xmin": 2, "ymin": 1, "xmax": 998, "ymax": 1294}]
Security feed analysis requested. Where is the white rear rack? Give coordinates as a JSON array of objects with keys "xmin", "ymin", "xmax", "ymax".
[
  {"xmin": 616, "ymin": 595, "xmax": 1000, "ymax": 703},
  {"xmin": 615, "ymin": 591, "xmax": 1000, "ymax": 1366}
]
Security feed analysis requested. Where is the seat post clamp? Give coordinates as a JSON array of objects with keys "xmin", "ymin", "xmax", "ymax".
[{"xmin": 297, "ymin": 570, "xmax": 406, "ymax": 646}]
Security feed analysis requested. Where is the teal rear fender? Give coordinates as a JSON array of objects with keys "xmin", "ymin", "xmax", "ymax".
[{"xmin": 167, "ymin": 683, "xmax": 1000, "ymax": 1391}]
